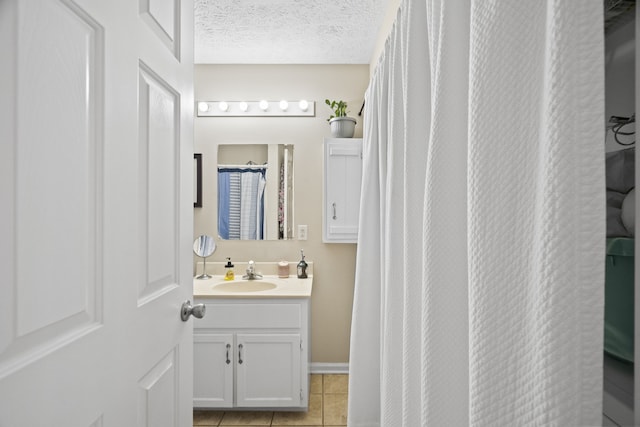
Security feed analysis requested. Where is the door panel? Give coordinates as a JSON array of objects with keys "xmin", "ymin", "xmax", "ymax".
[
  {"xmin": 0, "ymin": 0, "xmax": 103, "ymax": 375},
  {"xmin": 0, "ymin": 0, "xmax": 194, "ymax": 425},
  {"xmin": 323, "ymin": 139, "xmax": 362, "ymax": 242},
  {"xmin": 138, "ymin": 349, "xmax": 179, "ymax": 427},
  {"xmin": 139, "ymin": 0, "xmax": 181, "ymax": 59},
  {"xmin": 138, "ymin": 63, "xmax": 180, "ymax": 305},
  {"xmin": 15, "ymin": 0, "xmax": 102, "ymax": 339},
  {"xmin": 237, "ymin": 334, "xmax": 301, "ymax": 407},
  {"xmin": 194, "ymin": 333, "xmax": 234, "ymax": 408}
]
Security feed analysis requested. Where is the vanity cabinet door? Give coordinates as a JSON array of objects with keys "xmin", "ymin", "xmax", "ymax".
[
  {"xmin": 236, "ymin": 333, "xmax": 302, "ymax": 408},
  {"xmin": 194, "ymin": 333, "xmax": 234, "ymax": 408},
  {"xmin": 323, "ymin": 138, "xmax": 363, "ymax": 243}
]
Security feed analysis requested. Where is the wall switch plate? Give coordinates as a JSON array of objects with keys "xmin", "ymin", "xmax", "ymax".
[{"xmin": 297, "ymin": 225, "xmax": 308, "ymax": 240}]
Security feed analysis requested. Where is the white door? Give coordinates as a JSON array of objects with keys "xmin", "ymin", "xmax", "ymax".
[
  {"xmin": 323, "ymin": 139, "xmax": 362, "ymax": 243},
  {"xmin": 0, "ymin": 0, "xmax": 194, "ymax": 425},
  {"xmin": 236, "ymin": 334, "xmax": 301, "ymax": 408},
  {"xmin": 193, "ymin": 333, "xmax": 234, "ymax": 408}
]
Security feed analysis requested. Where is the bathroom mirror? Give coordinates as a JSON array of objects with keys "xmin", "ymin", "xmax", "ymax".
[
  {"xmin": 217, "ymin": 144, "xmax": 294, "ymax": 240},
  {"xmin": 193, "ymin": 235, "xmax": 216, "ymax": 279}
]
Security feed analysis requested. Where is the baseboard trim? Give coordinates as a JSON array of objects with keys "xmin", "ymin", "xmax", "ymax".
[{"xmin": 310, "ymin": 363, "xmax": 349, "ymax": 374}]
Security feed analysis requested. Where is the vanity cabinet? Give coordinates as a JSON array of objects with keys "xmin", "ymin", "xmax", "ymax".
[
  {"xmin": 193, "ymin": 298, "xmax": 310, "ymax": 409},
  {"xmin": 323, "ymin": 138, "xmax": 363, "ymax": 243}
]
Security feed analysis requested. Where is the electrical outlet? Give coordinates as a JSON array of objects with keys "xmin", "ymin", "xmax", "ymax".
[{"xmin": 297, "ymin": 225, "xmax": 308, "ymax": 240}]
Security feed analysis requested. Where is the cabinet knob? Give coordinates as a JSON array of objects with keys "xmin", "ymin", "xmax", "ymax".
[
  {"xmin": 180, "ymin": 300, "xmax": 206, "ymax": 321},
  {"xmin": 238, "ymin": 344, "xmax": 244, "ymax": 364},
  {"xmin": 226, "ymin": 344, "xmax": 231, "ymax": 364},
  {"xmin": 332, "ymin": 202, "xmax": 337, "ymax": 220}
]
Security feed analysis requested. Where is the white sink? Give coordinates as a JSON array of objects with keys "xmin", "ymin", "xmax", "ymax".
[
  {"xmin": 212, "ymin": 280, "xmax": 278, "ymax": 293},
  {"xmin": 194, "ymin": 272, "xmax": 312, "ymax": 298}
]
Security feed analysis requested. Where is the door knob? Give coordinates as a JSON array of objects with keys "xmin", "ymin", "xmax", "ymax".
[{"xmin": 180, "ymin": 300, "xmax": 206, "ymax": 321}]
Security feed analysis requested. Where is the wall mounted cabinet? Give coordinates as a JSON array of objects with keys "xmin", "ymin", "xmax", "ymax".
[
  {"xmin": 193, "ymin": 298, "xmax": 310, "ymax": 409},
  {"xmin": 323, "ymin": 138, "xmax": 363, "ymax": 243}
]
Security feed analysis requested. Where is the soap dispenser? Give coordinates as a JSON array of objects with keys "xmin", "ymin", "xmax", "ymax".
[
  {"xmin": 297, "ymin": 250, "xmax": 308, "ymax": 279},
  {"xmin": 224, "ymin": 257, "xmax": 235, "ymax": 281}
]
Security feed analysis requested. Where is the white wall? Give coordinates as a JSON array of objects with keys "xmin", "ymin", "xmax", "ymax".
[{"xmin": 194, "ymin": 64, "xmax": 369, "ymax": 364}]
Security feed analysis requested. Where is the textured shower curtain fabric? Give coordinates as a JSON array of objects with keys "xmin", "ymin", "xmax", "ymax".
[{"xmin": 348, "ymin": 1, "xmax": 605, "ymax": 426}]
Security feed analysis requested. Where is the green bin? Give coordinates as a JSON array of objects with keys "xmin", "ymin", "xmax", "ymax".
[{"xmin": 604, "ymin": 237, "xmax": 634, "ymax": 363}]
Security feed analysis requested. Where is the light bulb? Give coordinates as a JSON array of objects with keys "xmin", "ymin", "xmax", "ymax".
[
  {"xmin": 239, "ymin": 101, "xmax": 248, "ymax": 112},
  {"xmin": 198, "ymin": 102, "xmax": 209, "ymax": 112},
  {"xmin": 279, "ymin": 100, "xmax": 289, "ymax": 111},
  {"xmin": 259, "ymin": 100, "xmax": 269, "ymax": 111},
  {"xmin": 298, "ymin": 100, "xmax": 309, "ymax": 111},
  {"xmin": 218, "ymin": 101, "xmax": 228, "ymax": 112}
]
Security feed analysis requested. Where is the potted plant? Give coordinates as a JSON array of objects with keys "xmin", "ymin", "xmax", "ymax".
[{"xmin": 325, "ymin": 99, "xmax": 357, "ymax": 138}]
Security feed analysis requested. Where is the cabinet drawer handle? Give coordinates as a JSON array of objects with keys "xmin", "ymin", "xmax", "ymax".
[
  {"xmin": 225, "ymin": 344, "xmax": 231, "ymax": 364},
  {"xmin": 332, "ymin": 203, "xmax": 337, "ymax": 220},
  {"xmin": 238, "ymin": 344, "xmax": 243, "ymax": 364}
]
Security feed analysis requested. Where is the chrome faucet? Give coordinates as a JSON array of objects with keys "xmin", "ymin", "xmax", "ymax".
[{"xmin": 242, "ymin": 260, "xmax": 263, "ymax": 280}]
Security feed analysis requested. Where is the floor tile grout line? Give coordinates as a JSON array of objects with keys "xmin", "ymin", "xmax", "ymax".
[
  {"xmin": 322, "ymin": 374, "xmax": 325, "ymax": 426},
  {"xmin": 195, "ymin": 374, "xmax": 352, "ymax": 427}
]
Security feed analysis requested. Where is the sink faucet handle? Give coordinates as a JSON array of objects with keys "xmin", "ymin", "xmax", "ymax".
[{"xmin": 247, "ymin": 260, "xmax": 255, "ymax": 273}]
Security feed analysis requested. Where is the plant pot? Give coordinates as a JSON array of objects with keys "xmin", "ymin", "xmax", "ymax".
[{"xmin": 329, "ymin": 117, "xmax": 357, "ymax": 138}]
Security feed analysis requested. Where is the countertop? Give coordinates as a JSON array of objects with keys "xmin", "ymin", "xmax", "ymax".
[{"xmin": 193, "ymin": 274, "xmax": 313, "ymax": 299}]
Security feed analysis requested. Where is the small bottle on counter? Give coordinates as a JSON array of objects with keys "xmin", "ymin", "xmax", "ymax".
[
  {"xmin": 224, "ymin": 257, "xmax": 235, "ymax": 281},
  {"xmin": 297, "ymin": 250, "xmax": 308, "ymax": 279}
]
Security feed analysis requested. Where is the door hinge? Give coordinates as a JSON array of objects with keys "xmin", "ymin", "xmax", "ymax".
[
  {"xmin": 300, "ymin": 340, "xmax": 303, "ymax": 351},
  {"xmin": 300, "ymin": 388, "xmax": 304, "ymax": 401}
]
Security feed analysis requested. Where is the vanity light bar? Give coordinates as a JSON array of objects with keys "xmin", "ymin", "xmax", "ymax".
[{"xmin": 196, "ymin": 100, "xmax": 315, "ymax": 117}]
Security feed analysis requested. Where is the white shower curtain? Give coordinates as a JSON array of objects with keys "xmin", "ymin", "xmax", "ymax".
[{"xmin": 348, "ymin": 1, "xmax": 605, "ymax": 426}]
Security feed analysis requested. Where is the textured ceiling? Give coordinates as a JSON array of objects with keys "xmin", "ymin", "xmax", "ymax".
[{"xmin": 194, "ymin": 0, "xmax": 390, "ymax": 64}]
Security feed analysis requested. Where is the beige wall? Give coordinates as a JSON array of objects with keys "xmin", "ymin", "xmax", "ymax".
[{"xmin": 194, "ymin": 64, "xmax": 369, "ymax": 363}]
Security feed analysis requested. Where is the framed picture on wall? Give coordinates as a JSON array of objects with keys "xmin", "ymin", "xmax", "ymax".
[{"xmin": 194, "ymin": 153, "xmax": 202, "ymax": 208}]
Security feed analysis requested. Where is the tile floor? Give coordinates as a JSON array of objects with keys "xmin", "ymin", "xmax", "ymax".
[{"xmin": 193, "ymin": 374, "xmax": 348, "ymax": 427}]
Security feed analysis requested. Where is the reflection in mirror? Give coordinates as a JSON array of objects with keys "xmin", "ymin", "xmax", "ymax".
[
  {"xmin": 193, "ymin": 235, "xmax": 216, "ymax": 279},
  {"xmin": 217, "ymin": 144, "xmax": 294, "ymax": 240}
]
